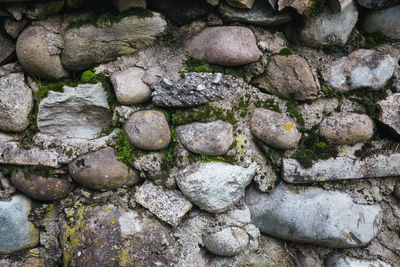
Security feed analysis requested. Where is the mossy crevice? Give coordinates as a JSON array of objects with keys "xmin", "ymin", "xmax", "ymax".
[
  {"xmin": 279, "ymin": 48, "xmax": 293, "ymax": 56},
  {"xmin": 181, "ymin": 56, "xmax": 244, "ymax": 78}
]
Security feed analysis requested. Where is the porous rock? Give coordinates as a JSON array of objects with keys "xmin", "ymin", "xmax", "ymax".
[
  {"xmin": 186, "ymin": 26, "xmax": 262, "ymax": 66},
  {"xmin": 124, "ymin": 110, "xmax": 171, "ymax": 150},
  {"xmin": 378, "ymin": 94, "xmax": 400, "ymax": 136},
  {"xmin": 133, "ymin": 152, "xmax": 164, "ymax": 180},
  {"xmin": 68, "ymin": 147, "xmax": 140, "ymax": 190},
  {"xmin": 176, "ymin": 120, "xmax": 234, "ymax": 156},
  {"xmin": 250, "ymin": 108, "xmax": 301, "ymax": 150},
  {"xmin": 176, "ymin": 162, "xmax": 257, "ymax": 213},
  {"xmin": 0, "ymin": 142, "xmax": 58, "ymax": 167},
  {"xmin": 203, "ymin": 226, "xmax": 249, "ymax": 256},
  {"xmin": 252, "ymin": 54, "xmax": 318, "ymax": 101},
  {"xmin": 245, "ymin": 184, "xmax": 382, "ymax": 248},
  {"xmin": 37, "ymin": 83, "xmax": 112, "ymax": 140}
]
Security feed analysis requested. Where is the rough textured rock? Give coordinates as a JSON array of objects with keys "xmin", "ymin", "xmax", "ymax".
[
  {"xmin": 203, "ymin": 227, "xmax": 249, "ymax": 256},
  {"xmin": 324, "ymin": 49, "xmax": 396, "ymax": 91},
  {"xmin": 3, "ymin": 18, "xmax": 29, "ymax": 39},
  {"xmin": 124, "ymin": 110, "xmax": 171, "ymax": 150},
  {"xmin": 245, "ymin": 184, "xmax": 382, "ymax": 248},
  {"xmin": 152, "ymin": 73, "xmax": 245, "ymax": 107},
  {"xmin": 0, "ymin": 32, "xmax": 15, "ymax": 65},
  {"xmin": 37, "ymin": 83, "xmax": 112, "ymax": 139},
  {"xmin": 110, "ymin": 67, "xmax": 151, "ymax": 104},
  {"xmin": 61, "ymin": 13, "xmax": 167, "ymax": 71},
  {"xmin": 68, "ymin": 147, "xmax": 139, "ymax": 189},
  {"xmin": 378, "ymin": 94, "xmax": 400, "ymax": 136},
  {"xmin": 60, "ymin": 205, "xmax": 177, "ymax": 266},
  {"xmin": 0, "ymin": 73, "xmax": 33, "ymax": 132},
  {"xmin": 250, "ymin": 108, "xmax": 301, "ymax": 150},
  {"xmin": 176, "ymin": 162, "xmax": 257, "ymax": 212},
  {"xmin": 298, "ymin": 98, "xmax": 339, "ymax": 130},
  {"xmin": 393, "ymin": 183, "xmax": 400, "ymax": 200},
  {"xmin": 226, "ymin": 0, "xmax": 255, "ymax": 8},
  {"xmin": 0, "ymin": 142, "xmax": 58, "ymax": 167},
  {"xmin": 325, "ymin": 253, "xmax": 391, "ymax": 267},
  {"xmin": 283, "ymin": 153, "xmax": 400, "ymax": 183},
  {"xmin": 25, "ymin": 0, "xmax": 64, "ymax": 20},
  {"xmin": 0, "ymin": 195, "xmax": 39, "ymax": 254},
  {"xmin": 16, "ymin": 26, "xmax": 68, "ymax": 80},
  {"xmin": 319, "ymin": 112, "xmax": 374, "ymax": 145},
  {"xmin": 357, "ymin": 0, "xmax": 400, "ymax": 9},
  {"xmin": 295, "ymin": 3, "xmax": 358, "ymax": 47},
  {"xmin": 10, "ymin": 172, "xmax": 73, "ymax": 201},
  {"xmin": 113, "ymin": 0, "xmax": 146, "ymax": 12},
  {"xmin": 252, "ymin": 54, "xmax": 318, "ymax": 101},
  {"xmin": 176, "ymin": 120, "xmax": 234, "ymax": 155},
  {"xmin": 220, "ymin": 0, "xmax": 291, "ymax": 27},
  {"xmin": 360, "ymin": 4, "xmax": 400, "ymax": 40},
  {"xmin": 133, "ymin": 153, "xmax": 164, "ymax": 180},
  {"xmin": 134, "ymin": 180, "xmax": 193, "ymax": 227},
  {"xmin": 186, "ymin": 26, "xmax": 262, "ymax": 66},
  {"xmin": 277, "ymin": 0, "xmax": 312, "ymax": 15},
  {"xmin": 328, "ymin": 0, "xmax": 352, "ymax": 12}
]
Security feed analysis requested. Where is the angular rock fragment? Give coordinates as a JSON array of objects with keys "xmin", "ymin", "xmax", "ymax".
[
  {"xmin": 360, "ymin": 4, "xmax": 400, "ymax": 40},
  {"xmin": 203, "ymin": 227, "xmax": 249, "ymax": 256},
  {"xmin": 283, "ymin": 153, "xmax": 400, "ymax": 183},
  {"xmin": 252, "ymin": 54, "xmax": 318, "ymax": 101},
  {"xmin": 176, "ymin": 162, "xmax": 257, "ymax": 213},
  {"xmin": 378, "ymin": 93, "xmax": 400, "ymax": 136},
  {"xmin": 176, "ymin": 120, "xmax": 233, "ymax": 156},
  {"xmin": 0, "ymin": 73, "xmax": 33, "ymax": 132},
  {"xmin": 133, "ymin": 153, "xmax": 164, "ymax": 180},
  {"xmin": 186, "ymin": 26, "xmax": 262, "ymax": 66},
  {"xmin": 0, "ymin": 142, "xmax": 58, "ymax": 167},
  {"xmin": 324, "ymin": 49, "xmax": 395, "ymax": 92},
  {"xmin": 152, "ymin": 73, "xmax": 245, "ymax": 107},
  {"xmin": 134, "ymin": 181, "xmax": 192, "ymax": 227},
  {"xmin": 277, "ymin": 0, "xmax": 312, "ymax": 15},
  {"xmin": 68, "ymin": 147, "xmax": 139, "ymax": 190},
  {"xmin": 0, "ymin": 195, "xmax": 39, "ymax": 254},
  {"xmin": 245, "ymin": 184, "xmax": 382, "ymax": 248},
  {"xmin": 37, "ymin": 83, "xmax": 112, "ymax": 140}
]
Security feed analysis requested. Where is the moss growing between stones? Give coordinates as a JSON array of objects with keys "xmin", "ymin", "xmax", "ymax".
[
  {"xmin": 113, "ymin": 129, "xmax": 136, "ymax": 168},
  {"xmin": 5, "ymin": 164, "xmax": 57, "ymax": 178},
  {"xmin": 321, "ymin": 86, "xmax": 343, "ymax": 111},
  {"xmin": 363, "ymin": 31, "xmax": 388, "ymax": 49},
  {"xmin": 286, "ymin": 100, "xmax": 305, "ymax": 126},
  {"xmin": 187, "ymin": 152, "xmax": 236, "ymax": 165},
  {"xmin": 279, "ymin": 48, "xmax": 293, "ymax": 56},
  {"xmin": 310, "ymin": 0, "xmax": 326, "ymax": 15},
  {"xmin": 182, "ymin": 56, "xmax": 244, "ymax": 78},
  {"xmin": 255, "ymin": 98, "xmax": 281, "ymax": 113}
]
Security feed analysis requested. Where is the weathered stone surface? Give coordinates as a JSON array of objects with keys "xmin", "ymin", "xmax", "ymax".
[
  {"xmin": 357, "ymin": 0, "xmax": 400, "ymax": 9},
  {"xmin": 226, "ymin": 0, "xmax": 255, "ymax": 8},
  {"xmin": 360, "ymin": 4, "xmax": 400, "ymax": 40},
  {"xmin": 207, "ymin": 0, "xmax": 219, "ymax": 5},
  {"xmin": 245, "ymin": 184, "xmax": 382, "ymax": 248},
  {"xmin": 393, "ymin": 183, "xmax": 400, "ymax": 200},
  {"xmin": 113, "ymin": 0, "xmax": 146, "ymax": 12},
  {"xmin": 295, "ymin": 3, "xmax": 358, "ymax": 47},
  {"xmin": 0, "ymin": 62, "xmax": 23, "ymax": 78},
  {"xmin": 252, "ymin": 55, "xmax": 318, "ymax": 101},
  {"xmin": 0, "ymin": 195, "xmax": 39, "ymax": 254},
  {"xmin": 325, "ymin": 49, "xmax": 395, "ymax": 92},
  {"xmin": 110, "ymin": 67, "xmax": 151, "ymax": 104},
  {"xmin": 378, "ymin": 94, "xmax": 400, "ymax": 136},
  {"xmin": 62, "ymin": 13, "xmax": 167, "ymax": 71},
  {"xmin": 319, "ymin": 112, "xmax": 374, "ymax": 145},
  {"xmin": 277, "ymin": 0, "xmax": 312, "ymax": 14},
  {"xmin": 203, "ymin": 226, "xmax": 249, "ymax": 256},
  {"xmin": 219, "ymin": 0, "xmax": 291, "ymax": 26},
  {"xmin": 133, "ymin": 152, "xmax": 164, "ymax": 180},
  {"xmin": 37, "ymin": 83, "xmax": 112, "ymax": 140},
  {"xmin": 16, "ymin": 26, "xmax": 68, "ymax": 80},
  {"xmin": 0, "ymin": 142, "xmax": 58, "ymax": 167},
  {"xmin": 124, "ymin": 110, "xmax": 171, "ymax": 150},
  {"xmin": 298, "ymin": 98, "xmax": 339, "ymax": 130},
  {"xmin": 186, "ymin": 26, "xmax": 262, "ymax": 66},
  {"xmin": 10, "ymin": 171, "xmax": 73, "ymax": 201},
  {"xmin": 68, "ymin": 147, "xmax": 139, "ymax": 190},
  {"xmin": 60, "ymin": 205, "xmax": 177, "ymax": 266},
  {"xmin": 0, "ymin": 73, "xmax": 33, "ymax": 132},
  {"xmin": 325, "ymin": 253, "xmax": 391, "ymax": 267},
  {"xmin": 134, "ymin": 180, "xmax": 192, "ymax": 227},
  {"xmin": 250, "ymin": 108, "xmax": 301, "ymax": 150},
  {"xmin": 0, "ymin": 32, "xmax": 15, "ymax": 65},
  {"xmin": 176, "ymin": 162, "xmax": 257, "ymax": 213},
  {"xmin": 25, "ymin": 0, "xmax": 64, "ymax": 20},
  {"xmin": 283, "ymin": 153, "xmax": 400, "ymax": 183},
  {"xmin": 3, "ymin": 18, "xmax": 28, "ymax": 39},
  {"xmin": 328, "ymin": 0, "xmax": 352, "ymax": 12},
  {"xmin": 176, "ymin": 120, "xmax": 233, "ymax": 156},
  {"xmin": 152, "ymin": 73, "xmax": 245, "ymax": 108}
]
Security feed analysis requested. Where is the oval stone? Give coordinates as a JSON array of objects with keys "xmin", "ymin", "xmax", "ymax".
[
  {"xmin": 68, "ymin": 147, "xmax": 140, "ymax": 190},
  {"xmin": 203, "ymin": 227, "xmax": 249, "ymax": 256},
  {"xmin": 319, "ymin": 112, "xmax": 374, "ymax": 145}
]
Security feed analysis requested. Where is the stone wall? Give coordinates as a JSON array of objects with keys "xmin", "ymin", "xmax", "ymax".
[{"xmin": 0, "ymin": 0, "xmax": 400, "ymax": 266}]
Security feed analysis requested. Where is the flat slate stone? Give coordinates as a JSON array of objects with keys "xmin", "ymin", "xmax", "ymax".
[
  {"xmin": 283, "ymin": 153, "xmax": 400, "ymax": 183},
  {"xmin": 0, "ymin": 195, "xmax": 39, "ymax": 254},
  {"xmin": 245, "ymin": 184, "xmax": 382, "ymax": 248},
  {"xmin": 0, "ymin": 142, "xmax": 58, "ymax": 167},
  {"xmin": 134, "ymin": 180, "xmax": 193, "ymax": 227},
  {"xmin": 37, "ymin": 83, "xmax": 112, "ymax": 140}
]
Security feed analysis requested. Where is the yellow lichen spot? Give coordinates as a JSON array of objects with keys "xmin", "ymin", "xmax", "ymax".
[
  {"xmin": 159, "ymin": 139, "xmax": 163, "ymax": 144},
  {"xmin": 146, "ymin": 111, "xmax": 152, "ymax": 114},
  {"xmin": 284, "ymin": 123, "xmax": 294, "ymax": 131},
  {"xmin": 104, "ymin": 205, "xmax": 112, "ymax": 212},
  {"xmin": 321, "ymin": 178, "xmax": 325, "ymax": 182},
  {"xmin": 112, "ymin": 221, "xmax": 115, "ymax": 224},
  {"xmin": 313, "ymin": 232, "xmax": 317, "ymax": 236},
  {"xmin": 341, "ymin": 150, "xmax": 347, "ymax": 155},
  {"xmin": 194, "ymin": 138, "xmax": 199, "ymax": 142},
  {"xmin": 118, "ymin": 248, "xmax": 133, "ymax": 265}
]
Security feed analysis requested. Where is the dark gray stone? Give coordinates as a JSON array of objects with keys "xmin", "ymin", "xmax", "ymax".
[
  {"xmin": 0, "ymin": 32, "xmax": 15, "ymax": 65},
  {"xmin": 357, "ymin": 0, "xmax": 400, "ymax": 9},
  {"xmin": 360, "ymin": 5, "xmax": 400, "ymax": 40}
]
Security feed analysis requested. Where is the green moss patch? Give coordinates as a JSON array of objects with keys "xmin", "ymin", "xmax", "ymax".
[
  {"xmin": 321, "ymin": 86, "xmax": 343, "ymax": 111},
  {"xmin": 255, "ymin": 98, "xmax": 282, "ymax": 113},
  {"xmin": 181, "ymin": 56, "xmax": 244, "ymax": 78},
  {"xmin": 279, "ymin": 48, "xmax": 293, "ymax": 56},
  {"xmin": 286, "ymin": 100, "xmax": 305, "ymax": 126},
  {"xmin": 363, "ymin": 31, "xmax": 388, "ymax": 49}
]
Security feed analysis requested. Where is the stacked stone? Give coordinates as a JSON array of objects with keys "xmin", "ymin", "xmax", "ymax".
[{"xmin": 0, "ymin": 0, "xmax": 400, "ymax": 266}]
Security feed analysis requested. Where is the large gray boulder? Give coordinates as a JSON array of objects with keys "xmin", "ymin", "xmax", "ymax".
[
  {"xmin": 360, "ymin": 4, "xmax": 400, "ymax": 40},
  {"xmin": 176, "ymin": 162, "xmax": 257, "ymax": 213},
  {"xmin": 186, "ymin": 26, "xmax": 262, "ymax": 66},
  {"xmin": 0, "ymin": 195, "xmax": 39, "ymax": 254},
  {"xmin": 324, "ymin": 49, "xmax": 395, "ymax": 91},
  {"xmin": 0, "ymin": 73, "xmax": 33, "ymax": 132},
  {"xmin": 37, "ymin": 83, "xmax": 112, "ymax": 139},
  {"xmin": 16, "ymin": 26, "xmax": 68, "ymax": 80},
  {"xmin": 62, "ymin": 13, "xmax": 167, "ymax": 71},
  {"xmin": 245, "ymin": 184, "xmax": 382, "ymax": 248}
]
